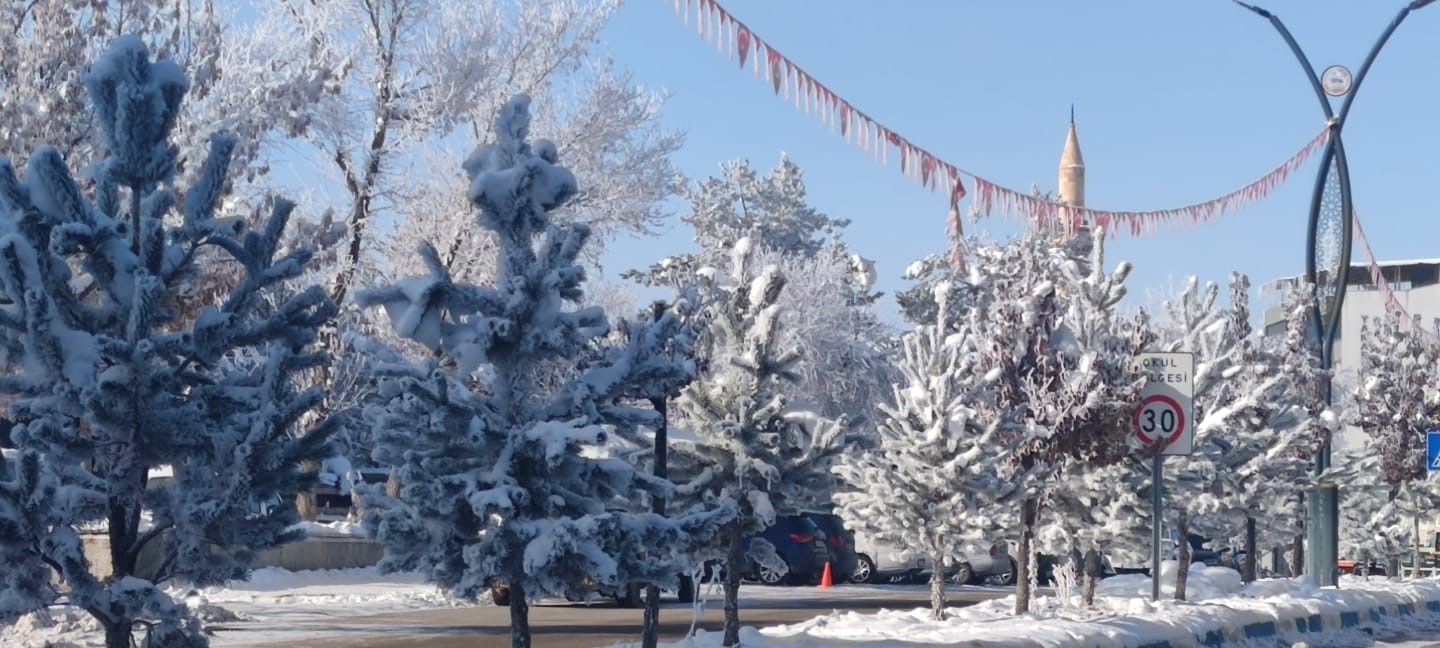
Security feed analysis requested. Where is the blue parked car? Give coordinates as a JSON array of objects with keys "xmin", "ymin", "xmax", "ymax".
[{"xmin": 745, "ymin": 515, "xmax": 832, "ymax": 585}]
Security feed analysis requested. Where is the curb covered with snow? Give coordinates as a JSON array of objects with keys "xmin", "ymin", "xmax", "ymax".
[{"xmin": 635, "ymin": 570, "xmax": 1440, "ymax": 647}]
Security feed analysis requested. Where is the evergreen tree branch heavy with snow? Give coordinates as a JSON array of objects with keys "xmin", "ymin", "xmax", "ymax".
[
  {"xmin": 832, "ymin": 281, "xmax": 1014, "ymax": 620},
  {"xmin": 0, "ymin": 37, "xmax": 336, "ymax": 647},
  {"xmin": 354, "ymin": 96, "xmax": 725, "ymax": 648},
  {"xmin": 665, "ymin": 237, "xmax": 848, "ymax": 647}
]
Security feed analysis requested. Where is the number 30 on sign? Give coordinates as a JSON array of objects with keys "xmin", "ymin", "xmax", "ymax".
[{"xmin": 1134, "ymin": 394, "xmax": 1185, "ymax": 446}]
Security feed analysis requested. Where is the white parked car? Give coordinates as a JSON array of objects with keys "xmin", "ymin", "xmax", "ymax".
[
  {"xmin": 850, "ymin": 531, "xmax": 930, "ymax": 584},
  {"xmin": 948, "ymin": 541, "xmax": 1018, "ymax": 586}
]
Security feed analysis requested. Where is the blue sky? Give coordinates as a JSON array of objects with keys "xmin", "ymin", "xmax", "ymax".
[{"xmin": 594, "ymin": 0, "xmax": 1440, "ymax": 323}]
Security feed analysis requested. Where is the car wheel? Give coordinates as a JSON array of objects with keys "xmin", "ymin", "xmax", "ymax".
[
  {"xmin": 677, "ymin": 575, "xmax": 696, "ymax": 604},
  {"xmin": 851, "ymin": 554, "xmax": 878, "ymax": 584},
  {"xmin": 491, "ymin": 584, "xmax": 510, "ymax": 606},
  {"xmin": 949, "ymin": 562, "xmax": 975, "ymax": 585},
  {"xmin": 990, "ymin": 559, "xmax": 1018, "ymax": 586},
  {"xmin": 756, "ymin": 560, "xmax": 788, "ymax": 586}
]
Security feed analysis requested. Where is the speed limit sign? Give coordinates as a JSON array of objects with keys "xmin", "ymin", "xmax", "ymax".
[{"xmin": 1131, "ymin": 352, "xmax": 1194, "ymax": 455}]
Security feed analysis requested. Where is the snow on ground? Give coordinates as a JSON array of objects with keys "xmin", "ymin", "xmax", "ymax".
[
  {"xmin": 621, "ymin": 562, "xmax": 1440, "ymax": 647},
  {"xmin": 1, "ymin": 567, "xmax": 466, "ymax": 648}
]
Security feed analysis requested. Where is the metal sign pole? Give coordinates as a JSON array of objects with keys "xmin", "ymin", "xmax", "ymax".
[{"xmin": 1152, "ymin": 454, "xmax": 1163, "ymax": 602}]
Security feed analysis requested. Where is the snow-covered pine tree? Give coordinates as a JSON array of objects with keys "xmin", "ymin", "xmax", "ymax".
[
  {"xmin": 354, "ymin": 95, "xmax": 726, "ymax": 648},
  {"xmin": 665, "ymin": 236, "xmax": 847, "ymax": 647},
  {"xmin": 832, "ymin": 281, "xmax": 1016, "ymax": 620},
  {"xmin": 1152, "ymin": 273, "xmax": 1277, "ymax": 599},
  {"xmin": 1349, "ymin": 312, "xmax": 1440, "ymax": 575},
  {"xmin": 1220, "ymin": 285, "xmax": 1325, "ymax": 581},
  {"xmin": 961, "ymin": 227, "xmax": 1144, "ymax": 614},
  {"xmin": 0, "ymin": 36, "xmax": 336, "ymax": 648}
]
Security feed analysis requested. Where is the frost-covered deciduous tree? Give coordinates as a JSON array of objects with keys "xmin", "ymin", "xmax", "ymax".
[
  {"xmin": 261, "ymin": 0, "xmax": 682, "ymax": 308},
  {"xmin": 354, "ymin": 96, "xmax": 723, "ymax": 648},
  {"xmin": 0, "ymin": 37, "xmax": 336, "ymax": 648},
  {"xmin": 961, "ymin": 228, "xmax": 1144, "ymax": 614},
  {"xmin": 832, "ymin": 282, "xmax": 1014, "ymax": 620},
  {"xmin": 1348, "ymin": 312, "xmax": 1440, "ymax": 575},
  {"xmin": 628, "ymin": 155, "xmax": 893, "ymax": 438},
  {"xmin": 665, "ymin": 237, "xmax": 847, "ymax": 647},
  {"xmin": 0, "ymin": 1, "xmax": 343, "ymax": 193}
]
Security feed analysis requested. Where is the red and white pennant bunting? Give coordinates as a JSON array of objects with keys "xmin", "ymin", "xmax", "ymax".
[{"xmin": 665, "ymin": 0, "xmax": 1330, "ymax": 252}]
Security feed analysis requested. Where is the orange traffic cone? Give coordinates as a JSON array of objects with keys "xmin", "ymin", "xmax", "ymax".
[{"xmin": 819, "ymin": 562, "xmax": 834, "ymax": 588}]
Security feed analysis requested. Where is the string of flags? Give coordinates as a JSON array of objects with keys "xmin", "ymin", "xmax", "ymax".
[
  {"xmin": 665, "ymin": 0, "xmax": 1433, "ymax": 336},
  {"xmin": 1351, "ymin": 212, "xmax": 1437, "ymax": 342},
  {"xmin": 663, "ymin": 0, "xmax": 1330, "ymax": 238}
]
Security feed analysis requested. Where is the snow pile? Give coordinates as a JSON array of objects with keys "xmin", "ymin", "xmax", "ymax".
[
  {"xmin": 289, "ymin": 520, "xmax": 367, "ymax": 536},
  {"xmin": 1, "ymin": 607, "xmax": 104, "ymax": 648},
  {"xmin": 1094, "ymin": 561, "xmax": 1244, "ymax": 601},
  {"xmin": 621, "ymin": 570, "xmax": 1440, "ymax": 648}
]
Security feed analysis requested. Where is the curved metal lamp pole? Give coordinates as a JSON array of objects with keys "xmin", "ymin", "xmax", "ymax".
[{"xmin": 1234, "ymin": 0, "xmax": 1434, "ymax": 587}]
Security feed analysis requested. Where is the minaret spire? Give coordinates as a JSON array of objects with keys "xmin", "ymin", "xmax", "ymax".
[{"xmin": 1058, "ymin": 110, "xmax": 1085, "ymax": 208}]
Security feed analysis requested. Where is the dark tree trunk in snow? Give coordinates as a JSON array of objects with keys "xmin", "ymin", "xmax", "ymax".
[
  {"xmin": 723, "ymin": 530, "xmax": 744, "ymax": 647},
  {"xmin": 104, "ymin": 620, "xmax": 131, "ymax": 648},
  {"xmin": 929, "ymin": 553, "xmax": 947, "ymax": 620},
  {"xmin": 509, "ymin": 580, "xmax": 531, "ymax": 648},
  {"xmin": 1243, "ymin": 516, "xmax": 1258, "ymax": 583},
  {"xmin": 1014, "ymin": 497, "xmax": 1038, "ymax": 615},
  {"xmin": 1290, "ymin": 533, "xmax": 1305, "ymax": 579},
  {"xmin": 642, "ymin": 581, "xmax": 661, "ymax": 648},
  {"xmin": 1415, "ymin": 516, "xmax": 1423, "ymax": 579},
  {"xmin": 1082, "ymin": 547, "xmax": 1101, "ymax": 606},
  {"xmin": 1175, "ymin": 516, "xmax": 1191, "ymax": 601}
]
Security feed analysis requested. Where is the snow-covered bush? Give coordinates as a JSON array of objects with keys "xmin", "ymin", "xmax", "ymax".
[{"xmin": 0, "ymin": 36, "xmax": 336, "ymax": 648}]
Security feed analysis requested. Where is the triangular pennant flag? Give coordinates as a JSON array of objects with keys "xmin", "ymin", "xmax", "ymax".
[
  {"xmin": 737, "ymin": 26, "xmax": 750, "ymax": 67},
  {"xmin": 768, "ymin": 49, "xmax": 783, "ymax": 94}
]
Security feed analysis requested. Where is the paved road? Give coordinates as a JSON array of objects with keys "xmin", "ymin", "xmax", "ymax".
[{"xmin": 216, "ymin": 587, "xmax": 1014, "ymax": 648}]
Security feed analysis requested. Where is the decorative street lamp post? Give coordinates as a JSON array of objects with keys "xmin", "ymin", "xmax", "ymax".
[{"xmin": 1234, "ymin": 0, "xmax": 1436, "ymax": 587}]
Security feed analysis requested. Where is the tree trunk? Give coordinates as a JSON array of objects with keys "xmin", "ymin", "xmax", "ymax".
[
  {"xmin": 723, "ymin": 530, "xmax": 744, "ymax": 647},
  {"xmin": 1414, "ymin": 515, "xmax": 1423, "ymax": 579},
  {"xmin": 1014, "ymin": 496, "xmax": 1038, "ymax": 615},
  {"xmin": 1243, "ymin": 516, "xmax": 1258, "ymax": 583},
  {"xmin": 509, "ymin": 579, "xmax": 531, "ymax": 648},
  {"xmin": 1290, "ymin": 534, "xmax": 1304, "ymax": 580},
  {"xmin": 929, "ymin": 552, "xmax": 947, "ymax": 620},
  {"xmin": 296, "ymin": 458, "xmax": 320, "ymax": 521},
  {"xmin": 104, "ymin": 620, "xmax": 131, "ymax": 648},
  {"xmin": 1081, "ymin": 547, "xmax": 1101, "ymax": 607},
  {"xmin": 1175, "ymin": 516, "xmax": 1191, "ymax": 602},
  {"xmin": 642, "ymin": 583, "xmax": 661, "ymax": 648}
]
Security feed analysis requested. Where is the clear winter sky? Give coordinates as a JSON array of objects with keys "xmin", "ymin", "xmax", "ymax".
[{"xmin": 594, "ymin": 0, "xmax": 1440, "ymax": 325}]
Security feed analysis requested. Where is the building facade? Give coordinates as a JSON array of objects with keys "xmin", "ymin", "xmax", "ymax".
[{"xmin": 1261, "ymin": 260, "xmax": 1440, "ymax": 450}]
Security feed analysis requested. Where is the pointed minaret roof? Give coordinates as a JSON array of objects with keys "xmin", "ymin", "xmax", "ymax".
[{"xmin": 1058, "ymin": 107, "xmax": 1085, "ymax": 207}]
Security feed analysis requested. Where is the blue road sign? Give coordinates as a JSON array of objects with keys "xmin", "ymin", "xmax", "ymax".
[{"xmin": 1428, "ymin": 431, "xmax": 1440, "ymax": 472}]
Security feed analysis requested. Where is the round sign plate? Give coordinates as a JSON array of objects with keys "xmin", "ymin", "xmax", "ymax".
[
  {"xmin": 1133, "ymin": 394, "xmax": 1186, "ymax": 446},
  {"xmin": 1322, "ymin": 65, "xmax": 1352, "ymax": 97}
]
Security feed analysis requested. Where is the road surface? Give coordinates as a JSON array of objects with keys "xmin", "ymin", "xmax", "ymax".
[{"xmin": 214, "ymin": 585, "xmax": 1016, "ymax": 648}]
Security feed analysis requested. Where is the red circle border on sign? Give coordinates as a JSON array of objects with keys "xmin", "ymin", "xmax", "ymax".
[{"xmin": 1133, "ymin": 394, "xmax": 1186, "ymax": 446}]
